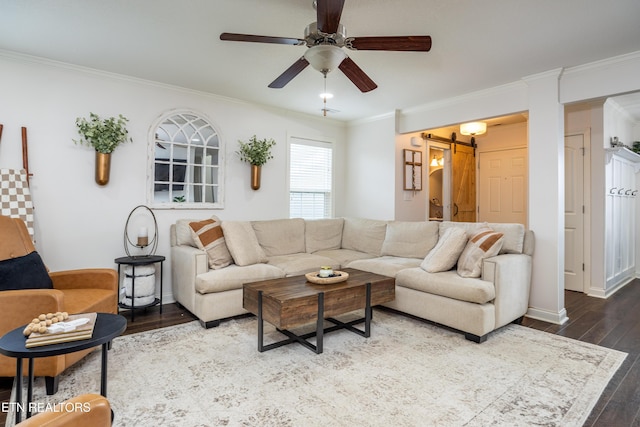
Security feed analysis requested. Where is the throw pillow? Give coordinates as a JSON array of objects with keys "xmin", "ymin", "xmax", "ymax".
[
  {"xmin": 420, "ymin": 227, "xmax": 468, "ymax": 273},
  {"xmin": 457, "ymin": 227, "xmax": 504, "ymax": 278},
  {"xmin": 0, "ymin": 251, "xmax": 53, "ymax": 291},
  {"xmin": 189, "ymin": 219, "xmax": 233, "ymax": 269},
  {"xmin": 221, "ymin": 221, "xmax": 268, "ymax": 266}
]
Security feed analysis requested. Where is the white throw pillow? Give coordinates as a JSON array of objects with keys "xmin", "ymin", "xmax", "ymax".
[
  {"xmin": 420, "ymin": 227, "xmax": 468, "ymax": 273},
  {"xmin": 457, "ymin": 227, "xmax": 504, "ymax": 278}
]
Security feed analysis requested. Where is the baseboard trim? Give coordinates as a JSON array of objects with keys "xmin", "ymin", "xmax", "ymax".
[
  {"xmin": 526, "ymin": 307, "xmax": 569, "ymax": 325},
  {"xmin": 588, "ymin": 276, "xmax": 634, "ymax": 299}
]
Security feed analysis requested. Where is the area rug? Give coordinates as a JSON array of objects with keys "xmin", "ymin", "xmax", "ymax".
[{"xmin": 7, "ymin": 310, "xmax": 626, "ymax": 427}]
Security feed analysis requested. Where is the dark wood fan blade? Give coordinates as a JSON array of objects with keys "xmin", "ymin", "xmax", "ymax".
[
  {"xmin": 316, "ymin": 0, "xmax": 345, "ymax": 34},
  {"xmin": 338, "ymin": 57, "xmax": 377, "ymax": 93},
  {"xmin": 346, "ymin": 36, "xmax": 432, "ymax": 51},
  {"xmin": 220, "ymin": 33, "xmax": 305, "ymax": 46},
  {"xmin": 268, "ymin": 57, "xmax": 310, "ymax": 88}
]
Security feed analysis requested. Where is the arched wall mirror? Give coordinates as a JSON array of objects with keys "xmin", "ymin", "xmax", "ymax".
[{"xmin": 148, "ymin": 110, "xmax": 224, "ymax": 209}]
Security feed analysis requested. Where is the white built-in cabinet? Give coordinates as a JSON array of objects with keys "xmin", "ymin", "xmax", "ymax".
[{"xmin": 605, "ymin": 147, "xmax": 640, "ymax": 290}]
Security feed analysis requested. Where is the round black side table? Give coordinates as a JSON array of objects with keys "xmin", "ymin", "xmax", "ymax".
[
  {"xmin": 0, "ymin": 313, "xmax": 127, "ymax": 424},
  {"xmin": 114, "ymin": 255, "xmax": 165, "ymax": 322}
]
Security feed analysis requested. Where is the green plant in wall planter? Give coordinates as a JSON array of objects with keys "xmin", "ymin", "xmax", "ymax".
[
  {"xmin": 237, "ymin": 135, "xmax": 276, "ymax": 190},
  {"xmin": 73, "ymin": 112, "xmax": 132, "ymax": 186}
]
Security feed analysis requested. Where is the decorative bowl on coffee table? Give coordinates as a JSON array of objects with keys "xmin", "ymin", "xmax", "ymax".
[{"xmin": 305, "ymin": 270, "xmax": 349, "ymax": 284}]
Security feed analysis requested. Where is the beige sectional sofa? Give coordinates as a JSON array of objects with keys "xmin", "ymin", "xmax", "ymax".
[{"xmin": 170, "ymin": 217, "xmax": 534, "ymax": 342}]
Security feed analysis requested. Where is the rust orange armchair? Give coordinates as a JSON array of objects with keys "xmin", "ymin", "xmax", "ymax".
[
  {"xmin": 0, "ymin": 215, "xmax": 118, "ymax": 394},
  {"xmin": 16, "ymin": 393, "xmax": 112, "ymax": 427}
]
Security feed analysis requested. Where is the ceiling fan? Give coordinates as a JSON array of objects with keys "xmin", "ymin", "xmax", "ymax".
[{"xmin": 220, "ymin": 0, "xmax": 432, "ymax": 93}]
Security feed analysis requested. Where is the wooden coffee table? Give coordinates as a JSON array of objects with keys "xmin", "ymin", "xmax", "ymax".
[{"xmin": 243, "ymin": 268, "xmax": 394, "ymax": 354}]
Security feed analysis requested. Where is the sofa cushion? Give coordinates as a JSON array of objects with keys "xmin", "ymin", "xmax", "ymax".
[
  {"xmin": 347, "ymin": 256, "xmax": 422, "ymax": 278},
  {"xmin": 396, "ymin": 268, "xmax": 495, "ymax": 304},
  {"xmin": 305, "ymin": 218, "xmax": 344, "ymax": 253},
  {"xmin": 381, "ymin": 221, "xmax": 439, "ymax": 258},
  {"xmin": 341, "ymin": 218, "xmax": 388, "ymax": 256},
  {"xmin": 267, "ymin": 253, "xmax": 339, "ymax": 277},
  {"xmin": 420, "ymin": 227, "xmax": 467, "ymax": 273},
  {"xmin": 440, "ymin": 221, "xmax": 525, "ymax": 254},
  {"xmin": 175, "ymin": 218, "xmax": 207, "ymax": 247},
  {"xmin": 195, "ymin": 264, "xmax": 284, "ymax": 294},
  {"xmin": 0, "ymin": 251, "xmax": 53, "ymax": 291},
  {"xmin": 489, "ymin": 223, "xmax": 525, "ymax": 254},
  {"xmin": 312, "ymin": 249, "xmax": 375, "ymax": 267},
  {"xmin": 252, "ymin": 218, "xmax": 306, "ymax": 257},
  {"xmin": 221, "ymin": 221, "xmax": 267, "ymax": 266},
  {"xmin": 457, "ymin": 227, "xmax": 504, "ymax": 278},
  {"xmin": 189, "ymin": 218, "xmax": 233, "ymax": 270}
]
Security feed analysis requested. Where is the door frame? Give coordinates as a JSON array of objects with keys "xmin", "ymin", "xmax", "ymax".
[
  {"xmin": 427, "ymin": 141, "xmax": 451, "ymax": 221},
  {"xmin": 565, "ymin": 129, "xmax": 591, "ymax": 294}
]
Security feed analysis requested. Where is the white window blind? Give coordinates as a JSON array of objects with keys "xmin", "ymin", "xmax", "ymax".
[{"xmin": 289, "ymin": 139, "xmax": 333, "ymax": 219}]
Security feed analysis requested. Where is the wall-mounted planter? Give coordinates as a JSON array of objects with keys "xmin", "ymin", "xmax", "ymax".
[
  {"xmin": 95, "ymin": 151, "xmax": 111, "ymax": 186},
  {"xmin": 251, "ymin": 165, "xmax": 261, "ymax": 190},
  {"xmin": 73, "ymin": 112, "xmax": 132, "ymax": 187}
]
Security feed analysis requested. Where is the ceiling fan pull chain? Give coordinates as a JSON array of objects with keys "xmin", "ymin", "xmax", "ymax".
[{"xmin": 323, "ymin": 72, "xmax": 328, "ymax": 117}]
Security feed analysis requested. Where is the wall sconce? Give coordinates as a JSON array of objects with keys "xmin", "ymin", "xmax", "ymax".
[
  {"xmin": 460, "ymin": 122, "xmax": 487, "ymax": 136},
  {"xmin": 124, "ymin": 205, "xmax": 158, "ymax": 258},
  {"xmin": 430, "ymin": 156, "xmax": 439, "ymax": 167}
]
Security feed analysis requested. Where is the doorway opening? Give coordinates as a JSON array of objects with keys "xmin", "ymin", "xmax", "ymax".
[{"xmin": 428, "ymin": 144, "xmax": 451, "ymax": 221}]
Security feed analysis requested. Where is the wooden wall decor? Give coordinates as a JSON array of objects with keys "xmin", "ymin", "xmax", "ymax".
[{"xmin": 403, "ymin": 149, "xmax": 422, "ymax": 191}]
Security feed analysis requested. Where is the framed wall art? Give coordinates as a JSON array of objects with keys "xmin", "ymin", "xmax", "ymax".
[{"xmin": 403, "ymin": 149, "xmax": 422, "ymax": 191}]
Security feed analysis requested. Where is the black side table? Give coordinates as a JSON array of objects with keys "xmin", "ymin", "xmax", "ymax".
[
  {"xmin": 0, "ymin": 313, "xmax": 127, "ymax": 424},
  {"xmin": 114, "ymin": 255, "xmax": 165, "ymax": 322}
]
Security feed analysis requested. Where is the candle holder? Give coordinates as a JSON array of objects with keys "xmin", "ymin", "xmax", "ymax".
[{"xmin": 124, "ymin": 205, "xmax": 158, "ymax": 258}]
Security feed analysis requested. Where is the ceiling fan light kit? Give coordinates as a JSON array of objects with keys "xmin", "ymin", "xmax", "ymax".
[
  {"xmin": 304, "ymin": 45, "xmax": 346, "ymax": 74},
  {"xmin": 219, "ymin": 0, "xmax": 432, "ymax": 103}
]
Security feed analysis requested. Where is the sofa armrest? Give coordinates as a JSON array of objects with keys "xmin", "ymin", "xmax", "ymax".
[
  {"xmin": 482, "ymin": 254, "xmax": 532, "ymax": 328},
  {"xmin": 171, "ymin": 245, "xmax": 209, "ymax": 311},
  {"xmin": 50, "ymin": 269, "xmax": 118, "ymax": 291}
]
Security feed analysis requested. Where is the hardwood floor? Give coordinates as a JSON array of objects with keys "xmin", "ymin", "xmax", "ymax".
[
  {"xmin": 1, "ymin": 281, "xmax": 639, "ymax": 426},
  {"xmin": 523, "ymin": 280, "xmax": 640, "ymax": 427}
]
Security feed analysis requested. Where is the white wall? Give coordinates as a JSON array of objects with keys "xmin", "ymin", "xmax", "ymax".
[
  {"xmin": 343, "ymin": 114, "xmax": 396, "ymax": 220},
  {"xmin": 0, "ymin": 52, "xmax": 347, "ymax": 302},
  {"xmin": 394, "ymin": 132, "xmax": 427, "ymax": 221},
  {"xmin": 475, "ymin": 122, "xmax": 528, "ymax": 152}
]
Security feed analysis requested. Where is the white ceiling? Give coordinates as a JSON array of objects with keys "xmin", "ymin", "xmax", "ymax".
[{"xmin": 1, "ymin": 0, "xmax": 639, "ymax": 122}]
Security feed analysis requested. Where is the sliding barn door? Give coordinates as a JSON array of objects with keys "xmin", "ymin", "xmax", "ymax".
[{"xmin": 452, "ymin": 144, "xmax": 476, "ymax": 222}]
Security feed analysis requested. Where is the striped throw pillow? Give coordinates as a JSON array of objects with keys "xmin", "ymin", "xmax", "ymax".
[
  {"xmin": 189, "ymin": 218, "xmax": 233, "ymax": 269},
  {"xmin": 457, "ymin": 227, "xmax": 504, "ymax": 278}
]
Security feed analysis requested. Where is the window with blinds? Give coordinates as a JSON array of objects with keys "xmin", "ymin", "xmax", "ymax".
[{"xmin": 289, "ymin": 139, "xmax": 333, "ymax": 219}]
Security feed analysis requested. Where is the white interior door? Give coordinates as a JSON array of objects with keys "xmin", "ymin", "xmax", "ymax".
[
  {"xmin": 564, "ymin": 134, "xmax": 585, "ymax": 292},
  {"xmin": 478, "ymin": 148, "xmax": 527, "ymax": 225}
]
